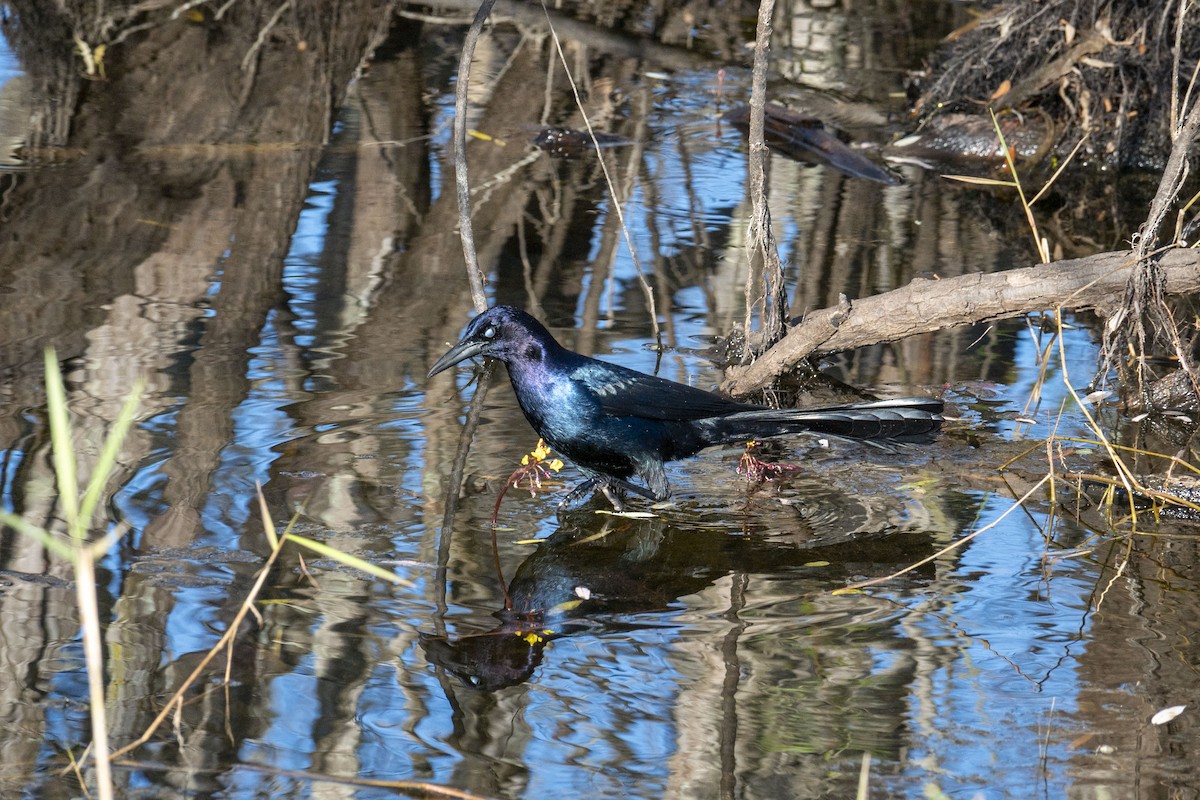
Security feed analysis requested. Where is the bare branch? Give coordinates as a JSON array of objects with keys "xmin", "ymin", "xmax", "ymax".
[
  {"xmin": 454, "ymin": 0, "xmax": 497, "ymax": 314},
  {"xmin": 724, "ymin": 248, "xmax": 1200, "ymax": 397},
  {"xmin": 743, "ymin": 0, "xmax": 786, "ymax": 350}
]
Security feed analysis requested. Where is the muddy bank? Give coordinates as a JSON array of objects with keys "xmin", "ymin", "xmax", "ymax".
[{"xmin": 913, "ymin": 0, "xmax": 1198, "ymax": 170}]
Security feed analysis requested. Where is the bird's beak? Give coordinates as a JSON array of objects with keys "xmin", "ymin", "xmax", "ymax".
[{"xmin": 427, "ymin": 338, "xmax": 488, "ymax": 379}]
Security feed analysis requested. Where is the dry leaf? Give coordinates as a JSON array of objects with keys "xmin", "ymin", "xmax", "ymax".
[{"xmin": 1151, "ymin": 705, "xmax": 1186, "ymax": 725}]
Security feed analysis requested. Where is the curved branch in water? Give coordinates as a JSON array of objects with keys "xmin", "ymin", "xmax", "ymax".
[{"xmin": 722, "ymin": 248, "xmax": 1200, "ymax": 397}]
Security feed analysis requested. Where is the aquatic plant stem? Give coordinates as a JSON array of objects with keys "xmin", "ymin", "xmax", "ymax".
[
  {"xmin": 74, "ymin": 551, "xmax": 113, "ymax": 800},
  {"xmin": 856, "ymin": 752, "xmax": 872, "ymax": 800},
  {"xmin": 41, "ymin": 359, "xmax": 108, "ymax": 798},
  {"xmin": 40, "ymin": 348, "xmax": 143, "ymax": 800}
]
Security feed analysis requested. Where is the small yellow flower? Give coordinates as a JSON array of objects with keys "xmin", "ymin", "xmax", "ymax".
[
  {"xmin": 519, "ymin": 439, "xmax": 560, "ymax": 469},
  {"xmin": 495, "ymin": 439, "xmax": 566, "ymax": 518}
]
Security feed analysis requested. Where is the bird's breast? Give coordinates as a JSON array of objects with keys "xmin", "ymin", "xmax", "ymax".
[
  {"xmin": 507, "ymin": 363, "xmax": 594, "ymax": 436},
  {"xmin": 505, "ymin": 363, "xmax": 645, "ymax": 477}
]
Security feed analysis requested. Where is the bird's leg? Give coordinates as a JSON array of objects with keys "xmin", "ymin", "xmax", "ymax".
[
  {"xmin": 557, "ymin": 478, "xmax": 598, "ymax": 510},
  {"xmin": 595, "ymin": 477, "xmax": 664, "ymax": 512},
  {"xmin": 609, "ymin": 478, "xmax": 660, "ymax": 502},
  {"xmin": 637, "ymin": 460, "xmax": 672, "ymax": 502},
  {"xmin": 559, "ymin": 475, "xmax": 661, "ymax": 513},
  {"xmin": 597, "ymin": 482, "xmax": 626, "ymax": 512}
]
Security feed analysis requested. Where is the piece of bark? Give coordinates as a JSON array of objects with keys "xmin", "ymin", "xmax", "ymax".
[{"xmin": 722, "ymin": 248, "xmax": 1200, "ymax": 396}]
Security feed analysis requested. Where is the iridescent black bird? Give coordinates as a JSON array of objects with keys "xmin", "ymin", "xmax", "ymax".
[{"xmin": 428, "ymin": 306, "xmax": 942, "ymax": 510}]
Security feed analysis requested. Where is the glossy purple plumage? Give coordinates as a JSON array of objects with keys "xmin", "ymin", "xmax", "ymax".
[{"xmin": 429, "ymin": 306, "xmax": 942, "ymax": 508}]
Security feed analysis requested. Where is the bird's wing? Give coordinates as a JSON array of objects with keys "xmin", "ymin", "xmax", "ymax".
[{"xmin": 569, "ymin": 361, "xmax": 743, "ymax": 420}]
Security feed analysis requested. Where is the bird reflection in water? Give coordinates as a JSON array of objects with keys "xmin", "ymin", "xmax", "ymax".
[{"xmin": 421, "ymin": 514, "xmax": 934, "ymax": 691}]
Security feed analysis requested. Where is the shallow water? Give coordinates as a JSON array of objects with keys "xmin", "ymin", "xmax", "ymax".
[{"xmin": 0, "ymin": 3, "xmax": 1197, "ymax": 799}]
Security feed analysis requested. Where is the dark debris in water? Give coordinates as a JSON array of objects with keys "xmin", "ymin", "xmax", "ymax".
[
  {"xmin": 1084, "ymin": 474, "xmax": 1200, "ymax": 524},
  {"xmin": 532, "ymin": 126, "xmax": 631, "ymax": 159},
  {"xmin": 722, "ymin": 103, "xmax": 900, "ymax": 185},
  {"xmin": 0, "ymin": 569, "xmax": 73, "ymax": 589}
]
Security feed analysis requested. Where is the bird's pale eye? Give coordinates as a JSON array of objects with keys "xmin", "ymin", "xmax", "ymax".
[{"xmin": 482, "ymin": 326, "xmax": 497, "ymax": 339}]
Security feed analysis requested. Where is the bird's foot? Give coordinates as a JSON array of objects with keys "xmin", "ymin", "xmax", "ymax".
[
  {"xmin": 557, "ymin": 477, "xmax": 662, "ymax": 516},
  {"xmin": 595, "ymin": 485, "xmax": 664, "ymax": 518},
  {"xmin": 596, "ymin": 479, "xmax": 667, "ymax": 513},
  {"xmin": 557, "ymin": 479, "xmax": 598, "ymax": 512},
  {"xmin": 598, "ymin": 483, "xmax": 626, "ymax": 512}
]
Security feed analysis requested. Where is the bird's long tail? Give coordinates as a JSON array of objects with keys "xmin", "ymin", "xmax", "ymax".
[{"xmin": 707, "ymin": 398, "xmax": 944, "ymax": 445}]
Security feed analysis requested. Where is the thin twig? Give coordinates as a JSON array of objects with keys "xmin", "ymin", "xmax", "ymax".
[
  {"xmin": 1093, "ymin": 541, "xmax": 1130, "ymax": 613},
  {"xmin": 112, "ymin": 758, "xmax": 501, "ymax": 798},
  {"xmin": 539, "ymin": 1, "xmax": 660, "ymax": 344},
  {"xmin": 214, "ymin": 0, "xmax": 241, "ymax": 20},
  {"xmin": 841, "ymin": 475, "xmax": 1052, "ymax": 591},
  {"xmin": 454, "ymin": 0, "xmax": 498, "ymax": 314},
  {"xmin": 1171, "ymin": 0, "xmax": 1187, "ymax": 133},
  {"xmin": 1053, "ymin": 308, "xmax": 1140, "ymax": 519},
  {"xmin": 1141, "ymin": 97, "xmax": 1200, "ymax": 256},
  {"xmin": 1100, "ymin": 0, "xmax": 1200, "ymax": 399},
  {"xmin": 65, "ymin": 745, "xmax": 89, "ymax": 796},
  {"xmin": 110, "ymin": 489, "xmax": 292, "ymax": 760},
  {"xmin": 1027, "ymin": 133, "xmax": 1088, "ymax": 206},
  {"xmin": 240, "ymin": 0, "xmax": 292, "ymax": 72},
  {"xmin": 438, "ymin": 373, "xmax": 492, "ymax": 538},
  {"xmin": 434, "ymin": 370, "xmax": 493, "ymax": 637}
]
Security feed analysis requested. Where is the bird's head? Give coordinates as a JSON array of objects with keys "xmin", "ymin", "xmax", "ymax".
[{"xmin": 427, "ymin": 306, "xmax": 553, "ymax": 378}]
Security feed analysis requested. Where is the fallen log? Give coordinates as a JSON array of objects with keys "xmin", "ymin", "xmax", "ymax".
[{"xmin": 721, "ymin": 247, "xmax": 1200, "ymax": 397}]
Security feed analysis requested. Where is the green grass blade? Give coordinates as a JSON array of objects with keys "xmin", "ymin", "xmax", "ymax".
[
  {"xmin": 256, "ymin": 482, "xmax": 279, "ymax": 550},
  {"xmin": 0, "ymin": 510, "xmax": 77, "ymax": 562},
  {"xmin": 43, "ymin": 349, "xmax": 81, "ymax": 539},
  {"xmin": 78, "ymin": 379, "xmax": 144, "ymax": 536},
  {"xmin": 283, "ymin": 532, "xmax": 414, "ymax": 587}
]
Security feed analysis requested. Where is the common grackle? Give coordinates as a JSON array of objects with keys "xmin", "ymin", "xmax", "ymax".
[{"xmin": 428, "ymin": 305, "xmax": 943, "ymax": 510}]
